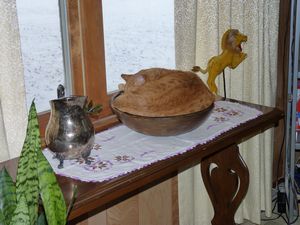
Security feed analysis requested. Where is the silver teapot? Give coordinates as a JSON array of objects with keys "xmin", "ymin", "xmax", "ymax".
[{"xmin": 45, "ymin": 86, "xmax": 95, "ymax": 169}]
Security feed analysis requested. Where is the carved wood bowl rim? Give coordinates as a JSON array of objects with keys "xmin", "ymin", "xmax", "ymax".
[{"xmin": 110, "ymin": 91, "xmax": 214, "ymax": 136}]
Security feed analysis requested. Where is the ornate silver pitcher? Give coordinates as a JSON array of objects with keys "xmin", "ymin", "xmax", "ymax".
[{"xmin": 45, "ymin": 92, "xmax": 95, "ymax": 169}]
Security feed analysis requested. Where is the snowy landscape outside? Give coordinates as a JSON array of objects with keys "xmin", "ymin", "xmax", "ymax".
[
  {"xmin": 102, "ymin": 0, "xmax": 175, "ymax": 92},
  {"xmin": 16, "ymin": 0, "xmax": 175, "ymax": 112}
]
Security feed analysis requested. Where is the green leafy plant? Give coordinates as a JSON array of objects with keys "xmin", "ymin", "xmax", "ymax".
[
  {"xmin": 0, "ymin": 102, "xmax": 68, "ymax": 225},
  {"xmin": 84, "ymin": 99, "xmax": 102, "ymax": 117}
]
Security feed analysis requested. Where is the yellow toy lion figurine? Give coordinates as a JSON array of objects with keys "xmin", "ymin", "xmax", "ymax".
[{"xmin": 192, "ymin": 29, "xmax": 247, "ymax": 94}]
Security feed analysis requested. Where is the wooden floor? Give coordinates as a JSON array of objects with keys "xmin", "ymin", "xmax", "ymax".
[
  {"xmin": 243, "ymin": 218, "xmax": 300, "ymax": 225},
  {"xmin": 243, "ymin": 211, "xmax": 300, "ymax": 225}
]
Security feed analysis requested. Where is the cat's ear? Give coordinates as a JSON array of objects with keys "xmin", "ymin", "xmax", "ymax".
[
  {"xmin": 121, "ymin": 74, "xmax": 131, "ymax": 81},
  {"xmin": 121, "ymin": 73, "xmax": 145, "ymax": 86},
  {"xmin": 134, "ymin": 75, "xmax": 145, "ymax": 86}
]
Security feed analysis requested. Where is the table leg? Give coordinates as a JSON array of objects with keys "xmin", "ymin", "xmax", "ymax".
[{"xmin": 201, "ymin": 145, "xmax": 249, "ymax": 225}]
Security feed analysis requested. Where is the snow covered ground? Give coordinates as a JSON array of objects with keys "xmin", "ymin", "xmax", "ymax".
[
  {"xmin": 103, "ymin": 0, "xmax": 175, "ymax": 91},
  {"xmin": 16, "ymin": 0, "xmax": 64, "ymax": 112},
  {"xmin": 16, "ymin": 0, "xmax": 175, "ymax": 112}
]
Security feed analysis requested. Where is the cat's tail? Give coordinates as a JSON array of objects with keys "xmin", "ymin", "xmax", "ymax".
[{"xmin": 191, "ymin": 66, "xmax": 208, "ymax": 74}]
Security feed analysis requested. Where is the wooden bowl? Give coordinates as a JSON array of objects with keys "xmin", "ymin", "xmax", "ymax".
[{"xmin": 111, "ymin": 92, "xmax": 214, "ymax": 136}]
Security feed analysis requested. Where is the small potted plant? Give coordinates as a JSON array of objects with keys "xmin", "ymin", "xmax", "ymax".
[{"xmin": 0, "ymin": 102, "xmax": 74, "ymax": 225}]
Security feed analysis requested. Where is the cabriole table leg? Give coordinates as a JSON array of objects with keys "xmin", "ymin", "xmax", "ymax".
[{"xmin": 201, "ymin": 145, "xmax": 249, "ymax": 225}]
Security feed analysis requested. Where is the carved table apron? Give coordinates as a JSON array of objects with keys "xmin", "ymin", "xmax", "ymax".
[{"xmin": 201, "ymin": 145, "xmax": 249, "ymax": 225}]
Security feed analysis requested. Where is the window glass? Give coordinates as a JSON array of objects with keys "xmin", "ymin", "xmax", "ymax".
[
  {"xmin": 103, "ymin": 0, "xmax": 175, "ymax": 92},
  {"xmin": 16, "ymin": 0, "xmax": 65, "ymax": 112}
]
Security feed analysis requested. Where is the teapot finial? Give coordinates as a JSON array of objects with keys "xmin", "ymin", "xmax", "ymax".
[{"xmin": 57, "ymin": 84, "xmax": 65, "ymax": 98}]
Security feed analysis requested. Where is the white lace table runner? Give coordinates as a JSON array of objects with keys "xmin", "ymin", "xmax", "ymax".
[{"xmin": 43, "ymin": 101, "xmax": 263, "ymax": 182}]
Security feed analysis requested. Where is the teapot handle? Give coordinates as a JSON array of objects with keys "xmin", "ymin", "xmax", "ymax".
[{"xmin": 57, "ymin": 84, "xmax": 65, "ymax": 98}]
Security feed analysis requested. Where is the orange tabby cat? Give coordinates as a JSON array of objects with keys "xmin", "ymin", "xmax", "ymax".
[{"xmin": 112, "ymin": 68, "xmax": 215, "ymax": 117}]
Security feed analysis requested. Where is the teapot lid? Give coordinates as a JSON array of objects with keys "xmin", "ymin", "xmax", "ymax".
[{"xmin": 50, "ymin": 96, "xmax": 87, "ymax": 108}]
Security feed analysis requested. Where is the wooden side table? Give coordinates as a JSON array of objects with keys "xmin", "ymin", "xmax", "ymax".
[{"xmin": 0, "ymin": 100, "xmax": 283, "ymax": 225}]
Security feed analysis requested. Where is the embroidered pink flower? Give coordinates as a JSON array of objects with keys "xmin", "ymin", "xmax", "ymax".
[
  {"xmin": 214, "ymin": 107, "xmax": 227, "ymax": 113},
  {"xmin": 115, "ymin": 155, "xmax": 134, "ymax": 163},
  {"xmin": 224, "ymin": 110, "xmax": 242, "ymax": 116},
  {"xmin": 93, "ymin": 144, "xmax": 102, "ymax": 150},
  {"xmin": 71, "ymin": 156, "xmax": 96, "ymax": 165},
  {"xmin": 214, "ymin": 116, "xmax": 228, "ymax": 122},
  {"xmin": 84, "ymin": 160, "xmax": 113, "ymax": 172}
]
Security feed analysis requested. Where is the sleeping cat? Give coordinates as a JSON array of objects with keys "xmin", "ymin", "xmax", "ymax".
[{"xmin": 112, "ymin": 68, "xmax": 215, "ymax": 117}]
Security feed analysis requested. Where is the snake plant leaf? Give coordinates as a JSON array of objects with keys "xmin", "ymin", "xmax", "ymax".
[
  {"xmin": 0, "ymin": 209, "xmax": 6, "ymax": 225},
  {"xmin": 66, "ymin": 185, "xmax": 78, "ymax": 220},
  {"xmin": 15, "ymin": 101, "xmax": 40, "ymax": 225},
  {"xmin": 37, "ymin": 150, "xmax": 66, "ymax": 225},
  {"xmin": 9, "ymin": 194, "xmax": 30, "ymax": 225},
  {"xmin": 0, "ymin": 168, "xmax": 16, "ymax": 225},
  {"xmin": 36, "ymin": 212, "xmax": 47, "ymax": 225}
]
